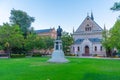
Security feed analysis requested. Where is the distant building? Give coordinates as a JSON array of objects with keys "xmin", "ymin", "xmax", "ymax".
[
  {"xmin": 35, "ymin": 28, "xmax": 56, "ymax": 39},
  {"xmin": 71, "ymin": 12, "xmax": 106, "ymax": 56}
]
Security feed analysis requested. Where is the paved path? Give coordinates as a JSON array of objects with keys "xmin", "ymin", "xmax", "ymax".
[
  {"xmin": 66, "ymin": 56, "xmax": 120, "ymax": 60},
  {"xmin": 0, "ymin": 57, "xmax": 8, "ymax": 58},
  {"xmin": 79, "ymin": 57, "xmax": 120, "ymax": 60}
]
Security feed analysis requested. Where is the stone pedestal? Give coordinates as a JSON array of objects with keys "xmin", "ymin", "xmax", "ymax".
[{"xmin": 48, "ymin": 40, "xmax": 69, "ymax": 63}]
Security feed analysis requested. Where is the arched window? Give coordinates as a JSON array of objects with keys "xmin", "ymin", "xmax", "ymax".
[
  {"xmin": 87, "ymin": 24, "xmax": 89, "ymax": 26},
  {"xmin": 100, "ymin": 46, "xmax": 102, "ymax": 51},
  {"xmin": 95, "ymin": 46, "xmax": 97, "ymax": 51}
]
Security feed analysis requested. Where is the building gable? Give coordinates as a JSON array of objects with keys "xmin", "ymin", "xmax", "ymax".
[{"xmin": 75, "ymin": 15, "xmax": 103, "ymax": 34}]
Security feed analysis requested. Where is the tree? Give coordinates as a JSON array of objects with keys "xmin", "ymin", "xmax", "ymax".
[
  {"xmin": 43, "ymin": 37, "xmax": 54, "ymax": 54},
  {"xmin": 44, "ymin": 37, "xmax": 54, "ymax": 50},
  {"xmin": 61, "ymin": 31, "xmax": 73, "ymax": 53},
  {"xmin": 24, "ymin": 33, "xmax": 45, "ymax": 55},
  {"xmin": 109, "ymin": 20, "xmax": 120, "ymax": 50},
  {"xmin": 9, "ymin": 9, "xmax": 35, "ymax": 39},
  {"xmin": 108, "ymin": 2, "xmax": 120, "ymax": 55},
  {"xmin": 102, "ymin": 20, "xmax": 120, "ymax": 56},
  {"xmin": 24, "ymin": 33, "xmax": 37, "ymax": 52},
  {"xmin": 0, "ymin": 23, "xmax": 24, "ymax": 57},
  {"xmin": 102, "ymin": 26, "xmax": 112, "ymax": 57},
  {"xmin": 111, "ymin": 2, "xmax": 120, "ymax": 11}
]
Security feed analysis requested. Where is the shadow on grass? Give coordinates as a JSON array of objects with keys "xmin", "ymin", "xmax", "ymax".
[{"xmin": 81, "ymin": 73, "xmax": 120, "ymax": 80}]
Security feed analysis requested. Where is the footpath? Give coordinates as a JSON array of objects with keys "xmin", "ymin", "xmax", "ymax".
[{"xmin": 66, "ymin": 56, "xmax": 120, "ymax": 60}]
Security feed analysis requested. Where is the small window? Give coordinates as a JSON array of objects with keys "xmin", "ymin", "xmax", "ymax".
[
  {"xmin": 100, "ymin": 46, "xmax": 102, "ymax": 51},
  {"xmin": 95, "ymin": 46, "xmax": 97, "ymax": 51},
  {"xmin": 85, "ymin": 27, "xmax": 91, "ymax": 31},
  {"xmin": 89, "ymin": 27, "xmax": 91, "ymax": 31},
  {"xmin": 77, "ymin": 47, "xmax": 80, "ymax": 51},
  {"xmin": 85, "ymin": 27, "xmax": 87, "ymax": 31}
]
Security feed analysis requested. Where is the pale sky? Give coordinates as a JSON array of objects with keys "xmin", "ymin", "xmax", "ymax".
[{"xmin": 0, "ymin": 0, "xmax": 119, "ymax": 33}]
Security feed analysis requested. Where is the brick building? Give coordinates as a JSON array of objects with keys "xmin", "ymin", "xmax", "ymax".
[{"xmin": 35, "ymin": 28, "xmax": 56, "ymax": 39}]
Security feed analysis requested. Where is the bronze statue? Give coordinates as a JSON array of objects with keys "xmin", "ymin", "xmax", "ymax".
[{"xmin": 57, "ymin": 26, "xmax": 62, "ymax": 40}]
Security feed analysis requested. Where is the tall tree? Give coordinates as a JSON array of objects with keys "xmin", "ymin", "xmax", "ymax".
[
  {"xmin": 102, "ymin": 26, "xmax": 112, "ymax": 57},
  {"xmin": 61, "ymin": 31, "xmax": 73, "ymax": 53},
  {"xmin": 109, "ymin": 2, "xmax": 120, "ymax": 54},
  {"xmin": 0, "ymin": 23, "xmax": 24, "ymax": 57},
  {"xmin": 9, "ymin": 9, "xmax": 35, "ymax": 39},
  {"xmin": 109, "ymin": 20, "xmax": 120, "ymax": 50}
]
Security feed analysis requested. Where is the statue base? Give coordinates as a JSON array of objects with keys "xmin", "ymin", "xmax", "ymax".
[
  {"xmin": 48, "ymin": 40, "xmax": 69, "ymax": 63},
  {"xmin": 48, "ymin": 50, "xmax": 69, "ymax": 63}
]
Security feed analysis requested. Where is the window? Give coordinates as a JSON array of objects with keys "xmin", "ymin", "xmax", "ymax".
[
  {"xmin": 85, "ymin": 27, "xmax": 91, "ymax": 31},
  {"xmin": 85, "ymin": 27, "xmax": 87, "ymax": 31},
  {"xmin": 95, "ymin": 46, "xmax": 97, "ymax": 51},
  {"xmin": 77, "ymin": 47, "xmax": 80, "ymax": 51},
  {"xmin": 100, "ymin": 46, "xmax": 102, "ymax": 51},
  {"xmin": 86, "ymin": 24, "xmax": 89, "ymax": 26},
  {"xmin": 89, "ymin": 27, "xmax": 91, "ymax": 31}
]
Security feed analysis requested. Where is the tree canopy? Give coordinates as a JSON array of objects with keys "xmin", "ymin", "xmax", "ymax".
[
  {"xmin": 9, "ymin": 9, "xmax": 35, "ymax": 39},
  {"xmin": 109, "ymin": 20, "xmax": 120, "ymax": 50},
  {"xmin": 61, "ymin": 31, "xmax": 73, "ymax": 53},
  {"xmin": 102, "ymin": 2, "xmax": 120, "ymax": 56},
  {"xmin": 0, "ymin": 23, "xmax": 24, "ymax": 56},
  {"xmin": 111, "ymin": 2, "xmax": 120, "ymax": 11},
  {"xmin": 108, "ymin": 2, "xmax": 120, "ymax": 52},
  {"xmin": 0, "ymin": 23, "xmax": 54, "ymax": 55}
]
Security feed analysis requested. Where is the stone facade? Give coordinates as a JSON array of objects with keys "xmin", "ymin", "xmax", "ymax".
[{"xmin": 71, "ymin": 13, "xmax": 106, "ymax": 56}]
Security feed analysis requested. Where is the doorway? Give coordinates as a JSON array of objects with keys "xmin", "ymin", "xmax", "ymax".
[{"xmin": 85, "ymin": 46, "xmax": 89, "ymax": 56}]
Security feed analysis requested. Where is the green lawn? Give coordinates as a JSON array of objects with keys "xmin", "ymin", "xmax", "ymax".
[{"xmin": 0, "ymin": 57, "xmax": 120, "ymax": 80}]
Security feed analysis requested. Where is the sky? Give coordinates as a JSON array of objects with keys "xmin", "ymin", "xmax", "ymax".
[{"xmin": 0, "ymin": 0, "xmax": 120, "ymax": 33}]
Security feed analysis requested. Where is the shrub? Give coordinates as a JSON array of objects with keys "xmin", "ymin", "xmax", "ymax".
[
  {"xmin": 93, "ymin": 54, "xmax": 97, "ymax": 57},
  {"xmin": 10, "ymin": 54, "xmax": 26, "ymax": 58},
  {"xmin": 32, "ymin": 52, "xmax": 42, "ymax": 57},
  {"xmin": 65, "ymin": 53, "xmax": 75, "ymax": 56}
]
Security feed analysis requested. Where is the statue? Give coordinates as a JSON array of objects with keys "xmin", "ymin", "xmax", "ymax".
[
  {"xmin": 48, "ymin": 25, "xmax": 69, "ymax": 63},
  {"xmin": 57, "ymin": 26, "xmax": 62, "ymax": 40}
]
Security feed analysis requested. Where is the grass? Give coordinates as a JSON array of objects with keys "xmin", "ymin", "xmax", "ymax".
[{"xmin": 0, "ymin": 57, "xmax": 120, "ymax": 80}]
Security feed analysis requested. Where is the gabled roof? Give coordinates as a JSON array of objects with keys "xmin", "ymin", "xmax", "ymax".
[
  {"xmin": 35, "ymin": 29, "xmax": 53, "ymax": 33},
  {"xmin": 75, "ymin": 15, "xmax": 103, "ymax": 34}
]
